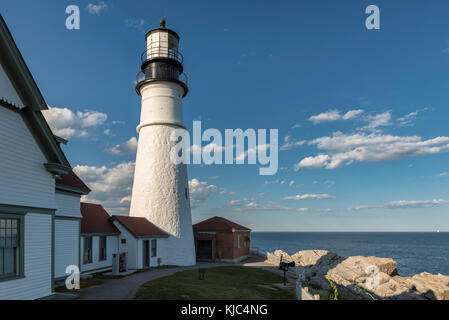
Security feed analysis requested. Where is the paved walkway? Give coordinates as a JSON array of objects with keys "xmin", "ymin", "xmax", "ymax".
[
  {"xmin": 76, "ymin": 258, "xmax": 295, "ymax": 300},
  {"xmin": 77, "ymin": 262, "xmax": 235, "ymax": 300}
]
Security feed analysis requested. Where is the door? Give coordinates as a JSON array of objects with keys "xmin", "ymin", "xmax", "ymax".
[
  {"xmin": 197, "ymin": 240, "xmax": 213, "ymax": 261},
  {"xmin": 143, "ymin": 240, "xmax": 150, "ymax": 268}
]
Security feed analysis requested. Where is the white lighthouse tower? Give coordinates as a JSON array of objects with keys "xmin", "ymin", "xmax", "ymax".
[{"xmin": 129, "ymin": 19, "xmax": 196, "ymax": 266}]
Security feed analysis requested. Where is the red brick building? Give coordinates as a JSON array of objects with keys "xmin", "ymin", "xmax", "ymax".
[{"xmin": 193, "ymin": 217, "xmax": 251, "ymax": 263}]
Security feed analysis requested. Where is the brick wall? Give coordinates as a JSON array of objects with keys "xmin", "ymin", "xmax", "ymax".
[{"xmin": 215, "ymin": 231, "xmax": 250, "ymax": 260}]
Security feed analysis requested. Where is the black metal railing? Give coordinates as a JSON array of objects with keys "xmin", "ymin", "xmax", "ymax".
[
  {"xmin": 136, "ymin": 69, "xmax": 188, "ymax": 87},
  {"xmin": 141, "ymin": 47, "xmax": 183, "ymax": 64}
]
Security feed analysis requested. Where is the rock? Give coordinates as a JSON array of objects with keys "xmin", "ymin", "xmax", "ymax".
[
  {"xmin": 408, "ymin": 272, "xmax": 449, "ymax": 300},
  {"xmin": 292, "ymin": 250, "xmax": 344, "ymax": 267},
  {"xmin": 266, "ymin": 248, "xmax": 449, "ymax": 300},
  {"xmin": 266, "ymin": 250, "xmax": 291, "ymax": 265},
  {"xmin": 329, "ymin": 256, "xmax": 397, "ymax": 287}
]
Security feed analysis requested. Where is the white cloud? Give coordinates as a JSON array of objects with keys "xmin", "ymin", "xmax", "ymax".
[
  {"xmin": 294, "ymin": 154, "xmax": 330, "ymax": 171},
  {"xmin": 350, "ymin": 199, "xmax": 449, "ymax": 210},
  {"xmin": 437, "ymin": 172, "xmax": 448, "ymax": 177},
  {"xmin": 361, "ymin": 111, "xmax": 392, "ymax": 130},
  {"xmin": 283, "ymin": 194, "xmax": 335, "ymax": 200},
  {"xmin": 324, "ymin": 180, "xmax": 335, "ymax": 188},
  {"xmin": 264, "ymin": 179, "xmax": 291, "ymax": 186},
  {"xmin": 227, "ymin": 198, "xmax": 308, "ymax": 212},
  {"xmin": 74, "ymin": 162, "xmax": 135, "ymax": 215},
  {"xmin": 295, "ymin": 132, "xmax": 449, "ymax": 170},
  {"xmin": 86, "ymin": 2, "xmax": 108, "ymax": 15},
  {"xmin": 105, "ymin": 137, "xmax": 138, "ymax": 155},
  {"xmin": 189, "ymin": 179, "xmax": 218, "ymax": 207},
  {"xmin": 343, "ymin": 109, "xmax": 364, "ymax": 120},
  {"xmin": 125, "ymin": 18, "xmax": 145, "ymax": 31},
  {"xmin": 309, "ymin": 109, "xmax": 364, "ymax": 124},
  {"xmin": 292, "ymin": 124, "xmax": 302, "ymax": 129},
  {"xmin": 281, "ymin": 136, "xmax": 306, "ymax": 151},
  {"xmin": 43, "ymin": 106, "xmax": 107, "ymax": 139},
  {"xmin": 309, "ymin": 110, "xmax": 341, "ymax": 124},
  {"xmin": 397, "ymin": 108, "xmax": 428, "ymax": 126}
]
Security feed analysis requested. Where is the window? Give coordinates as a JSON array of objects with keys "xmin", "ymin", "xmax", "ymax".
[
  {"xmin": 121, "ymin": 238, "xmax": 127, "ymax": 244},
  {"xmin": 237, "ymin": 235, "xmax": 241, "ymax": 249},
  {"xmin": 151, "ymin": 239, "xmax": 157, "ymax": 257},
  {"xmin": 99, "ymin": 236, "xmax": 107, "ymax": 261},
  {"xmin": 0, "ymin": 218, "xmax": 21, "ymax": 279},
  {"xmin": 84, "ymin": 236, "xmax": 92, "ymax": 264}
]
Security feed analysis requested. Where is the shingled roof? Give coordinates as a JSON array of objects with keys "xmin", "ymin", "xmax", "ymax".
[
  {"xmin": 56, "ymin": 171, "xmax": 91, "ymax": 195},
  {"xmin": 193, "ymin": 216, "xmax": 251, "ymax": 232},
  {"xmin": 80, "ymin": 203, "xmax": 120, "ymax": 235},
  {"xmin": 112, "ymin": 215, "xmax": 169, "ymax": 238}
]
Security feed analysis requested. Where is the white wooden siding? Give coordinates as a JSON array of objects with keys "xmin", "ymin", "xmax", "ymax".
[
  {"xmin": 112, "ymin": 221, "xmax": 139, "ymax": 270},
  {"xmin": 80, "ymin": 235, "xmax": 119, "ymax": 273},
  {"xmin": 138, "ymin": 238, "xmax": 167, "ymax": 268},
  {"xmin": 0, "ymin": 107, "xmax": 56, "ymax": 209},
  {"xmin": 0, "ymin": 213, "xmax": 52, "ymax": 300},
  {"xmin": 150, "ymin": 238, "xmax": 166, "ymax": 267},
  {"xmin": 55, "ymin": 192, "xmax": 82, "ymax": 218},
  {"xmin": 0, "ymin": 63, "xmax": 24, "ymax": 108},
  {"xmin": 54, "ymin": 219, "xmax": 79, "ymax": 279}
]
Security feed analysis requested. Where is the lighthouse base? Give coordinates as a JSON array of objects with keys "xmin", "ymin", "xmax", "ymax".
[{"xmin": 129, "ymin": 124, "xmax": 196, "ymax": 267}]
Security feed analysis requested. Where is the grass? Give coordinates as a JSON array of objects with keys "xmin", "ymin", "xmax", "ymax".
[
  {"xmin": 134, "ymin": 266, "xmax": 296, "ymax": 300},
  {"xmin": 55, "ymin": 279, "xmax": 104, "ymax": 293}
]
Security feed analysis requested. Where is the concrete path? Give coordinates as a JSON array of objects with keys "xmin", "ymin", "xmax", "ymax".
[
  {"xmin": 77, "ymin": 262, "xmax": 234, "ymax": 300},
  {"xmin": 76, "ymin": 258, "xmax": 295, "ymax": 300}
]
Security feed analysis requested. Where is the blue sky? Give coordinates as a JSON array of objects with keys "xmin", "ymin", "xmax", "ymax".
[{"xmin": 2, "ymin": 0, "xmax": 449, "ymax": 231}]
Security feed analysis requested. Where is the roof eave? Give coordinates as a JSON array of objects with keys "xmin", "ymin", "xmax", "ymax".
[
  {"xmin": 56, "ymin": 183, "xmax": 91, "ymax": 195},
  {"xmin": 0, "ymin": 15, "xmax": 47, "ymax": 111}
]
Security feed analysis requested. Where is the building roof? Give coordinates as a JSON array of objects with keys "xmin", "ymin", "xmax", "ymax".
[
  {"xmin": 0, "ymin": 14, "xmax": 71, "ymax": 172},
  {"xmin": 80, "ymin": 203, "xmax": 120, "ymax": 235},
  {"xmin": 56, "ymin": 171, "xmax": 91, "ymax": 195},
  {"xmin": 0, "ymin": 14, "xmax": 47, "ymax": 110},
  {"xmin": 193, "ymin": 216, "xmax": 251, "ymax": 232},
  {"xmin": 112, "ymin": 215, "xmax": 169, "ymax": 238}
]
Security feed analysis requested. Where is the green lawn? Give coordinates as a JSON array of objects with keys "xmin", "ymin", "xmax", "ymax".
[{"xmin": 134, "ymin": 266, "xmax": 296, "ymax": 300}]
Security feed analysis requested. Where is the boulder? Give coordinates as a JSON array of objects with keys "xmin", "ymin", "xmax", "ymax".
[
  {"xmin": 266, "ymin": 249, "xmax": 449, "ymax": 300},
  {"xmin": 266, "ymin": 250, "xmax": 291, "ymax": 265},
  {"xmin": 291, "ymin": 250, "xmax": 343, "ymax": 267},
  {"xmin": 407, "ymin": 272, "xmax": 449, "ymax": 300},
  {"xmin": 329, "ymin": 256, "xmax": 397, "ymax": 287}
]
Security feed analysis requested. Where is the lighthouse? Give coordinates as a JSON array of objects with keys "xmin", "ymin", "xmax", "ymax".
[{"xmin": 129, "ymin": 19, "xmax": 196, "ymax": 266}]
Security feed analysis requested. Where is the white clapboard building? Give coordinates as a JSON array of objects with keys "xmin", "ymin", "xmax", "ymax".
[
  {"xmin": 80, "ymin": 203, "xmax": 169, "ymax": 274},
  {"xmin": 0, "ymin": 14, "xmax": 89, "ymax": 299}
]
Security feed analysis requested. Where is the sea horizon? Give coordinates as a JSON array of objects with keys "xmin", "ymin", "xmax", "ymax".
[{"xmin": 251, "ymin": 232, "xmax": 449, "ymax": 276}]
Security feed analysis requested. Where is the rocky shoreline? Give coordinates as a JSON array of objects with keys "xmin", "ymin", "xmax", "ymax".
[{"xmin": 264, "ymin": 249, "xmax": 449, "ymax": 300}]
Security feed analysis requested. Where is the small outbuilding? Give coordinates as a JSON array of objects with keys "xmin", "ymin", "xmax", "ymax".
[
  {"xmin": 80, "ymin": 203, "xmax": 170, "ymax": 274},
  {"xmin": 193, "ymin": 217, "xmax": 251, "ymax": 263}
]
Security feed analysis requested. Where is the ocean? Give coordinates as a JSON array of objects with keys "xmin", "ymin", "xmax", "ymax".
[{"xmin": 251, "ymin": 232, "xmax": 449, "ymax": 277}]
